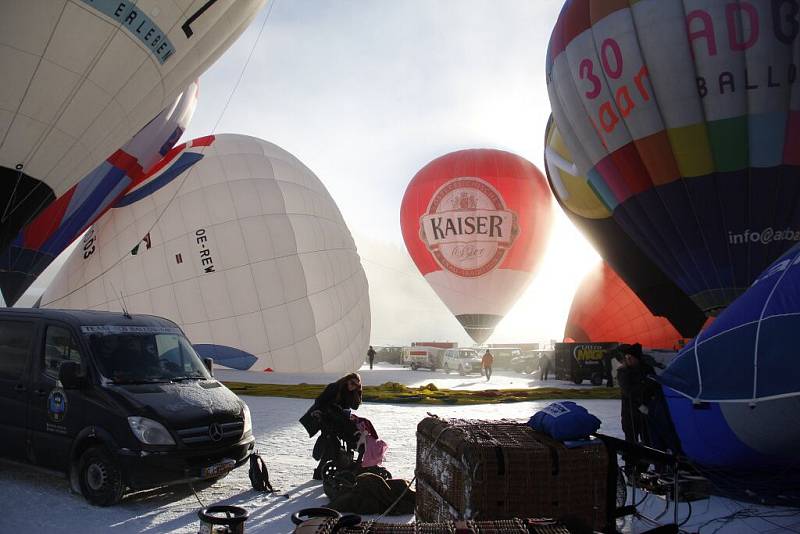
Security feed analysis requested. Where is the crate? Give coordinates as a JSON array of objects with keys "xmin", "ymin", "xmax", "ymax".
[
  {"xmin": 415, "ymin": 417, "xmax": 609, "ymax": 531},
  {"xmin": 295, "ymin": 517, "xmax": 572, "ymax": 534}
]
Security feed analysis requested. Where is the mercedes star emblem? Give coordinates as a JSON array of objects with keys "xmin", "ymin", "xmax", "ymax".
[{"xmin": 208, "ymin": 423, "xmax": 223, "ymax": 442}]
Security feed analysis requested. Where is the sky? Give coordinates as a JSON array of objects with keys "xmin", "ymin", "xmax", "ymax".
[{"xmin": 22, "ymin": 0, "xmax": 601, "ymax": 347}]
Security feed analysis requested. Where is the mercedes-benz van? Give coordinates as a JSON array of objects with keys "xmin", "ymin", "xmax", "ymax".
[{"xmin": 0, "ymin": 309, "xmax": 254, "ymax": 505}]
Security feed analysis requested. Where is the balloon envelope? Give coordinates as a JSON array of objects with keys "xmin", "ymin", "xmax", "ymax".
[
  {"xmin": 0, "ymin": 82, "xmax": 199, "ymax": 306},
  {"xmin": 565, "ymin": 262, "xmax": 684, "ymax": 350},
  {"xmin": 545, "ymin": 117, "xmax": 707, "ymax": 338},
  {"xmin": 660, "ymin": 243, "xmax": 800, "ymax": 468},
  {"xmin": 40, "ymin": 134, "xmax": 371, "ymax": 374},
  {"xmin": 401, "ymin": 149, "xmax": 553, "ymax": 344},
  {"xmin": 0, "ymin": 0, "xmax": 265, "ymax": 252},
  {"xmin": 547, "ymin": 0, "xmax": 800, "ymax": 315},
  {"xmin": 662, "ymin": 244, "xmax": 800, "ymax": 403}
]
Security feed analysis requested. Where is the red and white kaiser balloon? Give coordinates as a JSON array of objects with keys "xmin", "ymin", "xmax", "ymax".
[{"xmin": 401, "ymin": 149, "xmax": 553, "ymax": 343}]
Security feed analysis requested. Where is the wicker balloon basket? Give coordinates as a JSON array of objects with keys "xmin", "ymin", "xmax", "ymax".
[
  {"xmin": 415, "ymin": 417, "xmax": 609, "ymax": 531},
  {"xmin": 293, "ymin": 516, "xmax": 572, "ymax": 534}
]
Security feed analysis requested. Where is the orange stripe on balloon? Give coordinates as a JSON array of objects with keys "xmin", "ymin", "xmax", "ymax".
[{"xmin": 634, "ymin": 131, "xmax": 681, "ymax": 186}]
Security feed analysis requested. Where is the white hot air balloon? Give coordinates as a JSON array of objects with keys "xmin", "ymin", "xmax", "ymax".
[
  {"xmin": 0, "ymin": 81, "xmax": 199, "ymax": 306},
  {"xmin": 0, "ymin": 0, "xmax": 266, "ymax": 252},
  {"xmin": 41, "ymin": 134, "xmax": 371, "ymax": 374}
]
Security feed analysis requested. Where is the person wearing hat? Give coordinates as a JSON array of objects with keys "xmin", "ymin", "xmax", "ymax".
[{"xmin": 616, "ymin": 343, "xmax": 658, "ymax": 473}]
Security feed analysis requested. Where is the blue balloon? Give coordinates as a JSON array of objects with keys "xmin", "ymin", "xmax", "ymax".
[{"xmin": 660, "ymin": 243, "xmax": 800, "ymax": 468}]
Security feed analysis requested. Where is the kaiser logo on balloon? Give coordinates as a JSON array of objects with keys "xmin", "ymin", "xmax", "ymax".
[{"xmin": 419, "ymin": 178, "xmax": 518, "ymax": 278}]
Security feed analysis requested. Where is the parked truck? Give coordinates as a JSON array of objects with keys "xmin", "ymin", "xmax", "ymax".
[{"xmin": 402, "ymin": 346, "xmax": 443, "ymax": 371}]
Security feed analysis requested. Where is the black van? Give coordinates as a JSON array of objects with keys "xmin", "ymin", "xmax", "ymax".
[{"xmin": 0, "ymin": 308, "xmax": 255, "ymax": 505}]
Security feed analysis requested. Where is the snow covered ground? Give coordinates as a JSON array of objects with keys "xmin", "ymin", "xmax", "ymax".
[{"xmin": 1, "ymin": 364, "xmax": 798, "ymax": 533}]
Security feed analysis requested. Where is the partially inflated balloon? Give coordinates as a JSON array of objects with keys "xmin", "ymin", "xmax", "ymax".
[
  {"xmin": 401, "ymin": 149, "xmax": 552, "ymax": 344},
  {"xmin": 545, "ymin": 117, "xmax": 707, "ymax": 337},
  {"xmin": 660, "ymin": 242, "xmax": 800, "ymax": 469},
  {"xmin": 0, "ymin": 0, "xmax": 266, "ymax": 252},
  {"xmin": 547, "ymin": 0, "xmax": 800, "ymax": 315},
  {"xmin": 41, "ymin": 134, "xmax": 370, "ymax": 374},
  {"xmin": 0, "ymin": 82, "xmax": 199, "ymax": 306},
  {"xmin": 565, "ymin": 262, "xmax": 684, "ymax": 350}
]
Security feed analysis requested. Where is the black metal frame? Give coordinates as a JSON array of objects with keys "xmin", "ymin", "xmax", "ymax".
[{"xmin": 594, "ymin": 433, "xmax": 684, "ymax": 534}]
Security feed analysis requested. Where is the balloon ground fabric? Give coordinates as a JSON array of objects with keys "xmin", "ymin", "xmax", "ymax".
[
  {"xmin": 0, "ymin": 82, "xmax": 199, "ymax": 306},
  {"xmin": 565, "ymin": 262, "xmax": 684, "ymax": 350},
  {"xmin": 659, "ymin": 243, "xmax": 800, "ymax": 468},
  {"xmin": 547, "ymin": 0, "xmax": 800, "ymax": 316},
  {"xmin": 40, "ymin": 134, "xmax": 371, "ymax": 374},
  {"xmin": 0, "ymin": 0, "xmax": 265, "ymax": 254},
  {"xmin": 401, "ymin": 149, "xmax": 553, "ymax": 344}
]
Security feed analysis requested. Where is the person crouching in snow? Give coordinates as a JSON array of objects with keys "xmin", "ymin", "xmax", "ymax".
[{"xmin": 300, "ymin": 373, "xmax": 363, "ymax": 479}]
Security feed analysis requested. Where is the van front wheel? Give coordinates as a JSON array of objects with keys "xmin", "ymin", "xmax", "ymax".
[{"xmin": 78, "ymin": 446, "xmax": 125, "ymax": 506}]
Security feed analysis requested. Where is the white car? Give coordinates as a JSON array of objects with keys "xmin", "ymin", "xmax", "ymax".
[{"xmin": 442, "ymin": 348, "xmax": 482, "ymax": 375}]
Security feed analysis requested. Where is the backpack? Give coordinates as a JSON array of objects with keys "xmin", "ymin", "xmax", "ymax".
[{"xmin": 249, "ymin": 452, "xmax": 275, "ymax": 493}]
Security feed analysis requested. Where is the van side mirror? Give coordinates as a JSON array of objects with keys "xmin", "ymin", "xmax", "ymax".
[
  {"xmin": 59, "ymin": 361, "xmax": 84, "ymax": 389},
  {"xmin": 203, "ymin": 357, "xmax": 214, "ymax": 376}
]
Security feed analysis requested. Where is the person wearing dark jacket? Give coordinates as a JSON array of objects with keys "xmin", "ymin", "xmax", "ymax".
[
  {"xmin": 616, "ymin": 343, "xmax": 661, "ymax": 476},
  {"xmin": 367, "ymin": 346, "xmax": 376, "ymax": 370},
  {"xmin": 617, "ymin": 344, "xmax": 656, "ymax": 443},
  {"xmin": 299, "ymin": 373, "xmax": 363, "ymax": 479}
]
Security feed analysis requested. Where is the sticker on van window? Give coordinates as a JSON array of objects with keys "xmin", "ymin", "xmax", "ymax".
[
  {"xmin": 47, "ymin": 388, "xmax": 68, "ymax": 423},
  {"xmin": 80, "ymin": 326, "xmax": 182, "ymax": 335}
]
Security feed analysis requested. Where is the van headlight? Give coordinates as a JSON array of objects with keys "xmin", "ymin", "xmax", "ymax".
[
  {"xmin": 242, "ymin": 402, "xmax": 252, "ymax": 435},
  {"xmin": 128, "ymin": 416, "xmax": 175, "ymax": 445}
]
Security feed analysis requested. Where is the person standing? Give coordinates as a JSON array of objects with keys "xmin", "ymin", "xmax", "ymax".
[
  {"xmin": 481, "ymin": 349, "xmax": 494, "ymax": 381},
  {"xmin": 367, "ymin": 346, "xmax": 376, "ymax": 370},
  {"xmin": 539, "ymin": 352, "xmax": 551, "ymax": 381},
  {"xmin": 616, "ymin": 343, "xmax": 658, "ymax": 475}
]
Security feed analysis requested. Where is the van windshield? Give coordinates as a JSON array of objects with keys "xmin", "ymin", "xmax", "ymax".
[
  {"xmin": 84, "ymin": 327, "xmax": 210, "ymax": 384},
  {"xmin": 460, "ymin": 350, "xmax": 477, "ymax": 359}
]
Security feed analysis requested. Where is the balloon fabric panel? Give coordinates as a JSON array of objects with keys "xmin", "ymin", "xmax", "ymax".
[
  {"xmin": 547, "ymin": 0, "xmax": 800, "ymax": 314},
  {"xmin": 565, "ymin": 262, "xmax": 684, "ymax": 349},
  {"xmin": 544, "ymin": 117, "xmax": 708, "ymax": 338},
  {"xmin": 0, "ymin": 1, "xmax": 265, "ymax": 256},
  {"xmin": 0, "ymin": 84, "xmax": 198, "ymax": 305},
  {"xmin": 40, "ymin": 134, "xmax": 370, "ymax": 374},
  {"xmin": 661, "ymin": 242, "xmax": 800, "ymax": 402},
  {"xmin": 401, "ymin": 149, "xmax": 553, "ymax": 343},
  {"xmin": 401, "ymin": 149, "xmax": 551, "ymax": 276}
]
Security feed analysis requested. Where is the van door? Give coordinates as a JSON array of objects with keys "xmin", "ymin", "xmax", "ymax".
[
  {"xmin": 27, "ymin": 323, "xmax": 87, "ymax": 470},
  {"xmin": 0, "ymin": 318, "xmax": 37, "ymax": 460}
]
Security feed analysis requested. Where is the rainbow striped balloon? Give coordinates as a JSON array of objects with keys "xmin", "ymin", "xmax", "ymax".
[{"xmin": 546, "ymin": 0, "xmax": 800, "ymax": 315}]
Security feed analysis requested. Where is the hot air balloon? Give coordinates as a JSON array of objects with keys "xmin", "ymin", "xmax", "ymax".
[
  {"xmin": 546, "ymin": 0, "xmax": 800, "ymax": 317},
  {"xmin": 0, "ymin": 82, "xmax": 199, "ymax": 306},
  {"xmin": 400, "ymin": 149, "xmax": 553, "ymax": 344},
  {"xmin": 0, "ymin": 0, "xmax": 266, "ymax": 254},
  {"xmin": 565, "ymin": 261, "xmax": 685, "ymax": 350},
  {"xmin": 40, "ymin": 134, "xmax": 371, "ymax": 374},
  {"xmin": 659, "ymin": 242, "xmax": 800, "ymax": 472},
  {"xmin": 545, "ymin": 117, "xmax": 707, "ymax": 338}
]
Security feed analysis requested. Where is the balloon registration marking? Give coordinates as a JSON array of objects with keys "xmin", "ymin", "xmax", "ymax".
[
  {"xmin": 78, "ymin": 0, "xmax": 175, "ymax": 63},
  {"xmin": 419, "ymin": 178, "xmax": 519, "ymax": 278}
]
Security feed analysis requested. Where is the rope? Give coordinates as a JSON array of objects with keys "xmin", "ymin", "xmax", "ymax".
[
  {"xmin": 363, "ymin": 421, "xmax": 458, "ymax": 527},
  {"xmin": 189, "ymin": 481, "xmax": 206, "ymax": 509}
]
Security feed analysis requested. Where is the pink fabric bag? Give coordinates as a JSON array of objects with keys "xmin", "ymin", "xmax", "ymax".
[{"xmin": 352, "ymin": 416, "xmax": 388, "ymax": 467}]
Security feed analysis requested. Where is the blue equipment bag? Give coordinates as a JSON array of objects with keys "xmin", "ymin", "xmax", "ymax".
[{"xmin": 528, "ymin": 401, "xmax": 601, "ymax": 441}]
